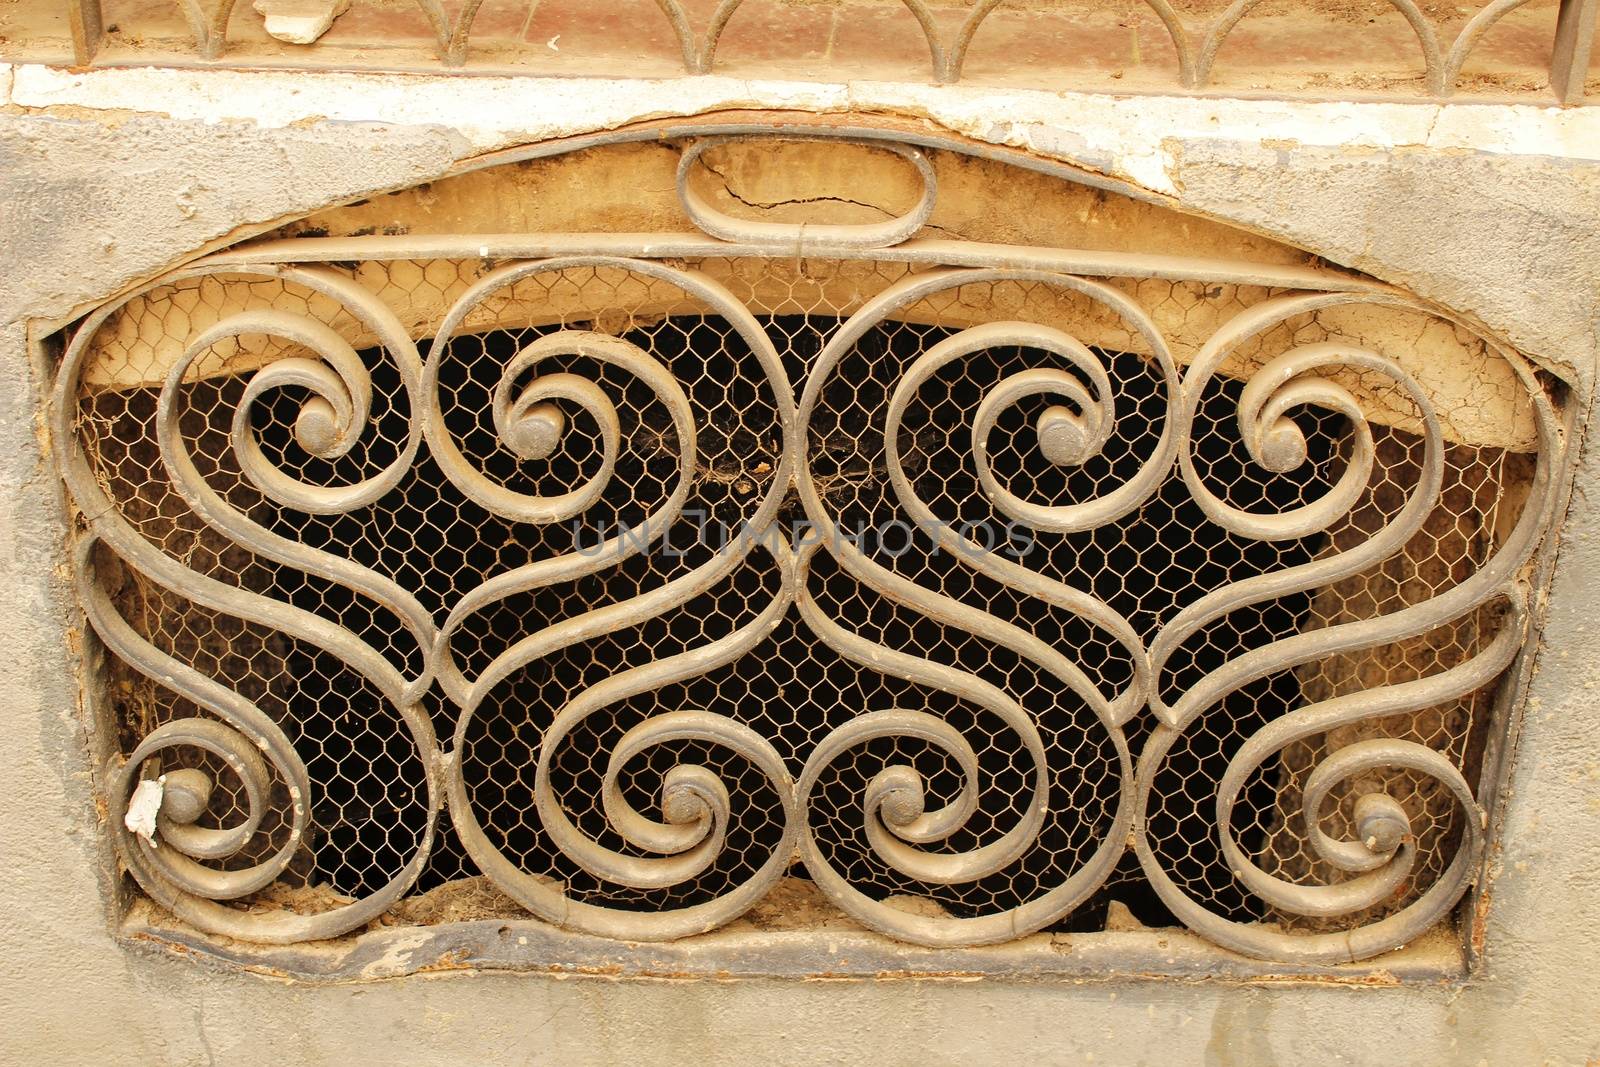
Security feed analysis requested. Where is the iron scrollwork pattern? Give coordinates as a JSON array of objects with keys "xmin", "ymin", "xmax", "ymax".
[
  {"xmin": 55, "ymin": 0, "xmax": 1595, "ymax": 105},
  {"xmin": 57, "ymin": 136, "xmax": 1563, "ymax": 964}
]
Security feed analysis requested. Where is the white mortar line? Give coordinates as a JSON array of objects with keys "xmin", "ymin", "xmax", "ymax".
[{"xmin": 9, "ymin": 64, "xmax": 1599, "ymax": 198}]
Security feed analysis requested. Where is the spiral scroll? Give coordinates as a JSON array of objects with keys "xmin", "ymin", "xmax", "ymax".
[
  {"xmin": 1131, "ymin": 292, "xmax": 1560, "ymax": 962},
  {"xmin": 59, "ymin": 264, "xmax": 441, "ymax": 943}
]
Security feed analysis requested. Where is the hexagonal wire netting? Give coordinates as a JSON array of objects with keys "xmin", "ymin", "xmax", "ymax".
[{"xmin": 73, "ymin": 254, "xmax": 1533, "ymax": 938}]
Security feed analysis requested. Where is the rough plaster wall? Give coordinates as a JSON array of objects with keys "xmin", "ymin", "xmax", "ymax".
[
  {"xmin": 1, "ymin": 62, "xmax": 1599, "ymax": 1066},
  {"xmin": 0, "ymin": 113, "xmax": 468, "ymax": 327},
  {"xmin": 1162, "ymin": 142, "xmax": 1600, "ymax": 394}
]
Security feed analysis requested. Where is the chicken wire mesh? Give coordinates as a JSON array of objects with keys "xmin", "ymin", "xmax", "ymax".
[{"xmin": 65, "ymin": 251, "xmax": 1548, "ymax": 952}]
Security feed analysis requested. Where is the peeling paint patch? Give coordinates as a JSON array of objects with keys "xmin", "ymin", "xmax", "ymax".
[
  {"xmin": 123, "ymin": 777, "xmax": 162, "ymax": 845},
  {"xmin": 7, "ymin": 64, "xmax": 851, "ymax": 156},
  {"xmin": 355, "ymin": 931, "xmax": 436, "ymax": 980}
]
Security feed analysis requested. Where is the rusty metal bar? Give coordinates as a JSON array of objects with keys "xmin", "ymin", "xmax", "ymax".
[
  {"xmin": 122, "ymin": 900, "xmax": 1469, "ymax": 982},
  {"xmin": 66, "ymin": 0, "xmax": 104, "ymax": 66},
  {"xmin": 1551, "ymin": 0, "xmax": 1597, "ymax": 104}
]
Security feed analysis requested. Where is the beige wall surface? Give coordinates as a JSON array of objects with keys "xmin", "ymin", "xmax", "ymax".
[{"xmin": 2, "ymin": 63, "xmax": 1598, "ymax": 1066}]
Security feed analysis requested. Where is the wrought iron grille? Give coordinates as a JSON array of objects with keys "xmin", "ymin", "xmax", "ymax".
[{"xmin": 56, "ymin": 134, "xmax": 1563, "ymax": 966}]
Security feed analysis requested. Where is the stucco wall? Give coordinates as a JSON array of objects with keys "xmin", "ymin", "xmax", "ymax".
[{"xmin": 1, "ymin": 64, "xmax": 1598, "ymax": 1065}]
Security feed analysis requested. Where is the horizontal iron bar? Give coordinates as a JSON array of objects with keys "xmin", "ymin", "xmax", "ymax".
[
  {"xmin": 122, "ymin": 905, "xmax": 1468, "ymax": 984},
  {"xmin": 208, "ymin": 234, "xmax": 1389, "ymax": 293}
]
